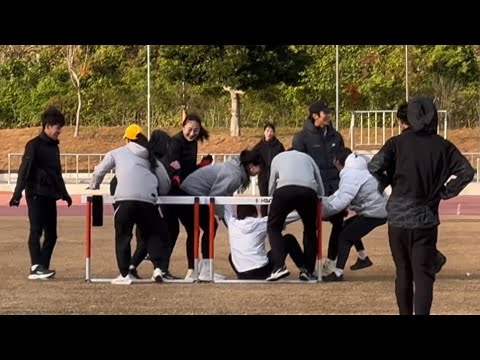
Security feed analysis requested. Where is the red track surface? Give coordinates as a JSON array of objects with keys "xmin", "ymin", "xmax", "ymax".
[{"xmin": 0, "ymin": 194, "xmax": 478, "ymax": 216}]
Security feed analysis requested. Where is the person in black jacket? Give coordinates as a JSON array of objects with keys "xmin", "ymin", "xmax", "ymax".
[
  {"xmin": 395, "ymin": 102, "xmax": 447, "ymax": 274},
  {"xmin": 292, "ymin": 100, "xmax": 347, "ymax": 274},
  {"xmin": 253, "ymin": 122, "xmax": 285, "ymax": 216},
  {"xmin": 368, "ymin": 96, "xmax": 475, "ymax": 315},
  {"xmin": 9, "ymin": 107, "xmax": 72, "ymax": 280},
  {"xmin": 164, "ymin": 113, "xmax": 210, "ymax": 279}
]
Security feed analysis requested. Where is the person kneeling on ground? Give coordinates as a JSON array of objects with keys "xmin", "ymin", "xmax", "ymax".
[{"xmin": 224, "ymin": 204, "xmax": 309, "ymax": 280}]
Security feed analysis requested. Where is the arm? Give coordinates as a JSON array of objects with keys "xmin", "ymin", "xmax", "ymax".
[
  {"xmin": 441, "ymin": 143, "xmax": 475, "ymax": 200},
  {"xmin": 311, "ymin": 158, "xmax": 325, "ymax": 197},
  {"xmin": 55, "ymin": 153, "xmax": 69, "ymax": 199},
  {"xmin": 12, "ymin": 141, "xmax": 35, "ymax": 200},
  {"xmin": 223, "ymin": 204, "xmax": 235, "ymax": 225},
  {"xmin": 367, "ymin": 138, "xmax": 396, "ymax": 193},
  {"xmin": 209, "ymin": 167, "xmax": 241, "ymax": 219},
  {"xmin": 155, "ymin": 161, "xmax": 172, "ymax": 195},
  {"xmin": 89, "ymin": 151, "xmax": 116, "ymax": 189},
  {"xmin": 323, "ymin": 172, "xmax": 360, "ymax": 218},
  {"xmin": 268, "ymin": 157, "xmax": 279, "ymax": 195}
]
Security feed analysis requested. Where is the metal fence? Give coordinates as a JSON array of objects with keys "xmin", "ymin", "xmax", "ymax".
[
  {"xmin": 6, "ymin": 152, "xmax": 242, "ymax": 185},
  {"xmin": 6, "ymin": 149, "xmax": 480, "ymax": 185},
  {"xmin": 349, "ymin": 110, "xmax": 448, "ymax": 149}
]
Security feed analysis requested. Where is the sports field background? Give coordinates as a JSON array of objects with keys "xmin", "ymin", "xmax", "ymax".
[{"xmin": 1, "ymin": 210, "xmax": 479, "ymax": 315}]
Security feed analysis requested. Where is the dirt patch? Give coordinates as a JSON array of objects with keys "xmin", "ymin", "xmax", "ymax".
[
  {"xmin": 2, "ymin": 126, "xmax": 479, "ymax": 172},
  {"xmin": 1, "ymin": 216, "xmax": 479, "ymax": 314}
]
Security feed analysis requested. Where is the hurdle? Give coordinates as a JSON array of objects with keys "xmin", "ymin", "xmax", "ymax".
[{"xmin": 82, "ymin": 195, "xmax": 323, "ymax": 284}]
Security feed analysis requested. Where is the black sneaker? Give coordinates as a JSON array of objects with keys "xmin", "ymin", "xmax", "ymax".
[
  {"xmin": 350, "ymin": 256, "xmax": 373, "ymax": 271},
  {"xmin": 434, "ymin": 251, "xmax": 447, "ymax": 274},
  {"xmin": 128, "ymin": 268, "xmax": 142, "ymax": 279},
  {"xmin": 161, "ymin": 271, "xmax": 180, "ymax": 280},
  {"xmin": 322, "ymin": 272, "xmax": 344, "ymax": 282},
  {"xmin": 28, "ymin": 265, "xmax": 55, "ymax": 280},
  {"xmin": 299, "ymin": 270, "xmax": 317, "ymax": 281},
  {"xmin": 266, "ymin": 266, "xmax": 290, "ymax": 281}
]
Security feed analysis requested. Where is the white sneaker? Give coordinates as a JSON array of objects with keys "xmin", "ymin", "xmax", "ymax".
[
  {"xmin": 151, "ymin": 268, "xmax": 163, "ymax": 283},
  {"xmin": 198, "ymin": 260, "xmax": 212, "ymax": 281},
  {"xmin": 321, "ymin": 259, "xmax": 337, "ymax": 276},
  {"xmin": 111, "ymin": 274, "xmax": 133, "ymax": 285},
  {"xmin": 214, "ymin": 273, "xmax": 226, "ymax": 280},
  {"xmin": 184, "ymin": 269, "xmax": 196, "ymax": 282}
]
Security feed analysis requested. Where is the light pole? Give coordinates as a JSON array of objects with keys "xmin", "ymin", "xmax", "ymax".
[
  {"xmin": 336, "ymin": 45, "xmax": 339, "ymax": 129},
  {"xmin": 147, "ymin": 45, "xmax": 151, "ymax": 139},
  {"xmin": 405, "ymin": 45, "xmax": 409, "ymax": 102}
]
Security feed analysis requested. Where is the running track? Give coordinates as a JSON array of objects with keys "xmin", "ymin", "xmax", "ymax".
[{"xmin": 0, "ymin": 194, "xmax": 478, "ymax": 216}]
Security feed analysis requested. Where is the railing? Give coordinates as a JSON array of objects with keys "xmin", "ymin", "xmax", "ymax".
[
  {"xmin": 349, "ymin": 110, "xmax": 448, "ymax": 149},
  {"xmin": 6, "ymin": 150, "xmax": 479, "ymax": 185},
  {"xmin": 5, "ymin": 152, "xmax": 242, "ymax": 185}
]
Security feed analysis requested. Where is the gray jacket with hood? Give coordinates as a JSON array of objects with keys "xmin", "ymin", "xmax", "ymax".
[
  {"xmin": 90, "ymin": 142, "xmax": 171, "ymax": 205},
  {"xmin": 180, "ymin": 157, "xmax": 248, "ymax": 217}
]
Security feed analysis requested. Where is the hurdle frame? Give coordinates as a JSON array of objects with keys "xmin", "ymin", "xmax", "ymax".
[{"xmin": 82, "ymin": 195, "xmax": 324, "ymax": 284}]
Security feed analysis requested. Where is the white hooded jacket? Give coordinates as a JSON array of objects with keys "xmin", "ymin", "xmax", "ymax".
[{"xmin": 323, "ymin": 153, "xmax": 387, "ymax": 219}]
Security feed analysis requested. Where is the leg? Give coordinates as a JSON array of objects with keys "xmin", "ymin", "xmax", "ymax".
[
  {"xmin": 293, "ymin": 190, "xmax": 318, "ymax": 274},
  {"xmin": 258, "ymin": 178, "xmax": 269, "ymax": 217},
  {"xmin": 199, "ymin": 205, "xmax": 218, "ymax": 259},
  {"xmin": 388, "ymin": 225, "xmax": 414, "ymax": 315},
  {"xmin": 267, "ymin": 188, "xmax": 294, "ymax": 271},
  {"xmin": 336, "ymin": 216, "xmax": 386, "ymax": 270},
  {"xmin": 327, "ymin": 212, "xmax": 344, "ymax": 261},
  {"xmin": 41, "ymin": 198, "xmax": 58, "ymax": 269},
  {"xmin": 130, "ymin": 226, "xmax": 148, "ymax": 269},
  {"xmin": 178, "ymin": 205, "xmax": 195, "ymax": 269},
  {"xmin": 26, "ymin": 196, "xmax": 45, "ymax": 267},
  {"xmin": 135, "ymin": 202, "xmax": 170, "ymax": 273},
  {"xmin": 411, "ymin": 227, "xmax": 437, "ymax": 315},
  {"xmin": 163, "ymin": 204, "xmax": 180, "ymax": 256},
  {"xmin": 113, "ymin": 202, "xmax": 135, "ymax": 277},
  {"xmin": 283, "ymin": 233, "xmax": 306, "ymax": 269}
]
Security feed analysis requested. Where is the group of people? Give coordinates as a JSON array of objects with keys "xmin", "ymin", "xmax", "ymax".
[{"xmin": 10, "ymin": 95, "xmax": 474, "ymax": 314}]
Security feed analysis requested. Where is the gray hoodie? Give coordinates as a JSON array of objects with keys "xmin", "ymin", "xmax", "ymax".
[
  {"xmin": 180, "ymin": 157, "xmax": 248, "ymax": 197},
  {"xmin": 180, "ymin": 158, "xmax": 248, "ymax": 218},
  {"xmin": 268, "ymin": 150, "xmax": 324, "ymax": 197},
  {"xmin": 89, "ymin": 142, "xmax": 171, "ymax": 205}
]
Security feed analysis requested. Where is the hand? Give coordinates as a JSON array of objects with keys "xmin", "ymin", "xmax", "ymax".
[
  {"xmin": 169, "ymin": 161, "xmax": 181, "ymax": 170},
  {"xmin": 63, "ymin": 194, "xmax": 72, "ymax": 207},
  {"xmin": 9, "ymin": 195, "xmax": 20, "ymax": 207}
]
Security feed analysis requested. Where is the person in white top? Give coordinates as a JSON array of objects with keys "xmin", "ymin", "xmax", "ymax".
[
  {"xmin": 224, "ymin": 204, "xmax": 306, "ymax": 280},
  {"xmin": 321, "ymin": 147, "xmax": 387, "ymax": 282}
]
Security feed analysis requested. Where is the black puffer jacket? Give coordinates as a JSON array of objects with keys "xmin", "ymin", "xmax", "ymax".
[
  {"xmin": 252, "ymin": 136, "xmax": 285, "ymax": 188},
  {"xmin": 292, "ymin": 119, "xmax": 344, "ymax": 195},
  {"xmin": 14, "ymin": 132, "xmax": 68, "ymax": 200}
]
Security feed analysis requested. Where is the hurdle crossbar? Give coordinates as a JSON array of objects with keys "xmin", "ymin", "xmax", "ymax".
[{"xmin": 82, "ymin": 195, "xmax": 323, "ymax": 284}]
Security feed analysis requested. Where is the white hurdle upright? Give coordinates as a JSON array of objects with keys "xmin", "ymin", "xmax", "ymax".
[{"xmin": 82, "ymin": 195, "xmax": 323, "ymax": 284}]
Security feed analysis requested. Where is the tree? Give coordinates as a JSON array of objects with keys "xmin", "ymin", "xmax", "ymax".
[
  {"xmin": 161, "ymin": 45, "xmax": 311, "ymax": 136},
  {"xmin": 64, "ymin": 45, "xmax": 90, "ymax": 137}
]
